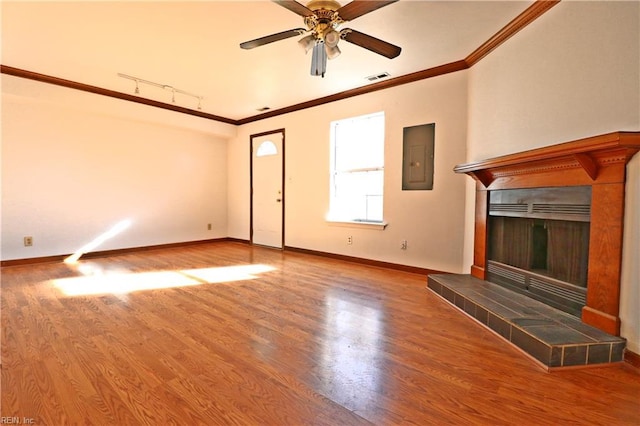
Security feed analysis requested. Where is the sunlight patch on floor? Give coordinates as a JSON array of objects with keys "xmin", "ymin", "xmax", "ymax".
[{"xmin": 52, "ymin": 263, "xmax": 276, "ymax": 297}]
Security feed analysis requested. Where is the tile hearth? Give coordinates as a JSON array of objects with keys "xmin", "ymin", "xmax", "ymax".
[{"xmin": 427, "ymin": 274, "xmax": 625, "ymax": 369}]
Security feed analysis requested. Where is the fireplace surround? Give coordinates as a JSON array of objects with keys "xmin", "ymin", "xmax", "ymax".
[{"xmin": 454, "ymin": 131, "xmax": 640, "ymax": 336}]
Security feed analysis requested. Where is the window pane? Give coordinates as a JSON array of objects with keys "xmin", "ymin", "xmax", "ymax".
[
  {"xmin": 330, "ymin": 111, "xmax": 385, "ymax": 223},
  {"xmin": 333, "ymin": 170, "xmax": 383, "ymax": 222},
  {"xmin": 256, "ymin": 140, "xmax": 277, "ymax": 157},
  {"xmin": 334, "ymin": 113, "xmax": 384, "ymax": 171}
]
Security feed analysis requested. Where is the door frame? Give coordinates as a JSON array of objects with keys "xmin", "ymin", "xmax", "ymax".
[{"xmin": 250, "ymin": 128, "xmax": 285, "ymax": 248}]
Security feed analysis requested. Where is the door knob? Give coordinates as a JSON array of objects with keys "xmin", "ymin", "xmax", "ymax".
[{"xmin": 276, "ymin": 198, "xmax": 282, "ymax": 202}]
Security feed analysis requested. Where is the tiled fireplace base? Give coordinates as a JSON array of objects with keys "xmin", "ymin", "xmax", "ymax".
[{"xmin": 427, "ymin": 274, "xmax": 626, "ymax": 369}]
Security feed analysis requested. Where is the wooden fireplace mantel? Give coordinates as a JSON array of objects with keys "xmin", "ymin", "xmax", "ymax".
[{"xmin": 455, "ymin": 131, "xmax": 640, "ymax": 335}]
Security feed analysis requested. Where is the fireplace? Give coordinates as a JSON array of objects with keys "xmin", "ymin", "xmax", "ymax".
[{"xmin": 454, "ymin": 132, "xmax": 640, "ymax": 335}]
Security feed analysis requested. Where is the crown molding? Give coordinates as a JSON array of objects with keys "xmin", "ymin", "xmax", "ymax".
[
  {"xmin": 236, "ymin": 60, "xmax": 469, "ymax": 125},
  {"xmin": 0, "ymin": 65, "xmax": 237, "ymax": 125},
  {"xmin": 465, "ymin": 0, "xmax": 560, "ymax": 67},
  {"xmin": 1, "ymin": 1, "xmax": 558, "ymax": 126}
]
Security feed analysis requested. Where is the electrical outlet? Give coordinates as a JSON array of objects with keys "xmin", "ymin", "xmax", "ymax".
[
  {"xmin": 207, "ymin": 223, "xmax": 212, "ymax": 230},
  {"xmin": 401, "ymin": 240, "xmax": 408, "ymax": 250},
  {"xmin": 347, "ymin": 236, "xmax": 353, "ymax": 245},
  {"xmin": 24, "ymin": 236, "xmax": 33, "ymax": 247}
]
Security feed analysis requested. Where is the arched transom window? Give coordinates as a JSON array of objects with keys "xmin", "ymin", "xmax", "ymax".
[{"xmin": 256, "ymin": 140, "xmax": 278, "ymax": 157}]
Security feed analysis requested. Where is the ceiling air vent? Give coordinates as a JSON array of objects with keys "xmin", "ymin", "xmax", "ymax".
[{"xmin": 366, "ymin": 72, "xmax": 390, "ymax": 82}]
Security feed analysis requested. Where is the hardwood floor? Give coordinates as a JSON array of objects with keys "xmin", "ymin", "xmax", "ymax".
[{"xmin": 1, "ymin": 241, "xmax": 638, "ymax": 425}]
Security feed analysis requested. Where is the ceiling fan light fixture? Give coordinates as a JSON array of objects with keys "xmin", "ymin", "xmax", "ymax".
[
  {"xmin": 325, "ymin": 43, "xmax": 341, "ymax": 60},
  {"xmin": 298, "ymin": 34, "xmax": 316, "ymax": 54},
  {"xmin": 324, "ymin": 29, "xmax": 340, "ymax": 48},
  {"xmin": 310, "ymin": 43, "xmax": 327, "ymax": 77}
]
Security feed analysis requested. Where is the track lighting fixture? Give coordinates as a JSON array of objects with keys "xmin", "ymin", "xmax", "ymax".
[{"xmin": 117, "ymin": 73, "xmax": 204, "ymax": 110}]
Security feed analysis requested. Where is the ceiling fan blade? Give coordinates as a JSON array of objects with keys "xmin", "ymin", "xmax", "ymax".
[
  {"xmin": 240, "ymin": 28, "xmax": 306, "ymax": 50},
  {"xmin": 337, "ymin": 0, "xmax": 398, "ymax": 22},
  {"xmin": 272, "ymin": 0, "xmax": 315, "ymax": 17},
  {"xmin": 341, "ymin": 29, "xmax": 401, "ymax": 59}
]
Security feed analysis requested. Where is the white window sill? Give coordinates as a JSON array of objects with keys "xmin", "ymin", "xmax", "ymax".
[{"xmin": 326, "ymin": 220, "xmax": 388, "ymax": 230}]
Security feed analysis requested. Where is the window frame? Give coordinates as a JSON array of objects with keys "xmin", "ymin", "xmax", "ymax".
[{"xmin": 327, "ymin": 111, "xmax": 387, "ymax": 228}]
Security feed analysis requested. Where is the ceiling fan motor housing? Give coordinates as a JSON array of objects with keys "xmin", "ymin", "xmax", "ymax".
[
  {"xmin": 306, "ymin": 0, "xmax": 341, "ymax": 12},
  {"xmin": 304, "ymin": 0, "xmax": 343, "ymax": 44}
]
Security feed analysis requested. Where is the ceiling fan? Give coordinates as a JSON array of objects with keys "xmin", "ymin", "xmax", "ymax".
[{"xmin": 240, "ymin": 0, "xmax": 402, "ymax": 77}]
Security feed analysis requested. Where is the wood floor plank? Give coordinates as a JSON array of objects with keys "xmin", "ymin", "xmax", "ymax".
[{"xmin": 2, "ymin": 241, "xmax": 639, "ymax": 425}]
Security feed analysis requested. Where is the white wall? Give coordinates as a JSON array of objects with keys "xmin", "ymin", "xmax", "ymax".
[
  {"xmin": 621, "ymin": 153, "xmax": 640, "ymax": 354},
  {"xmin": 1, "ymin": 75, "xmax": 234, "ymax": 260},
  {"xmin": 3, "ymin": 0, "xmax": 635, "ymax": 349},
  {"xmin": 467, "ymin": 1, "xmax": 640, "ymax": 351},
  {"xmin": 229, "ymin": 71, "xmax": 469, "ymax": 273}
]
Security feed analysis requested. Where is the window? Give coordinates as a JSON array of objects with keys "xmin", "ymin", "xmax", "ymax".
[
  {"xmin": 256, "ymin": 140, "xmax": 277, "ymax": 157},
  {"xmin": 329, "ymin": 112, "xmax": 385, "ymax": 223}
]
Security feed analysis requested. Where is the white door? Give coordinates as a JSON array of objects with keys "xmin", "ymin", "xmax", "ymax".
[{"xmin": 251, "ymin": 131, "xmax": 284, "ymax": 248}]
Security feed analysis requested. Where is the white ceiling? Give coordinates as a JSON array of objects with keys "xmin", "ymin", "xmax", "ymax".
[{"xmin": 1, "ymin": 1, "xmax": 533, "ymax": 122}]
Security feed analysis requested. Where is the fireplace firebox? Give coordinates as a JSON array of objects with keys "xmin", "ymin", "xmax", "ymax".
[{"xmin": 487, "ymin": 186, "xmax": 591, "ymax": 317}]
